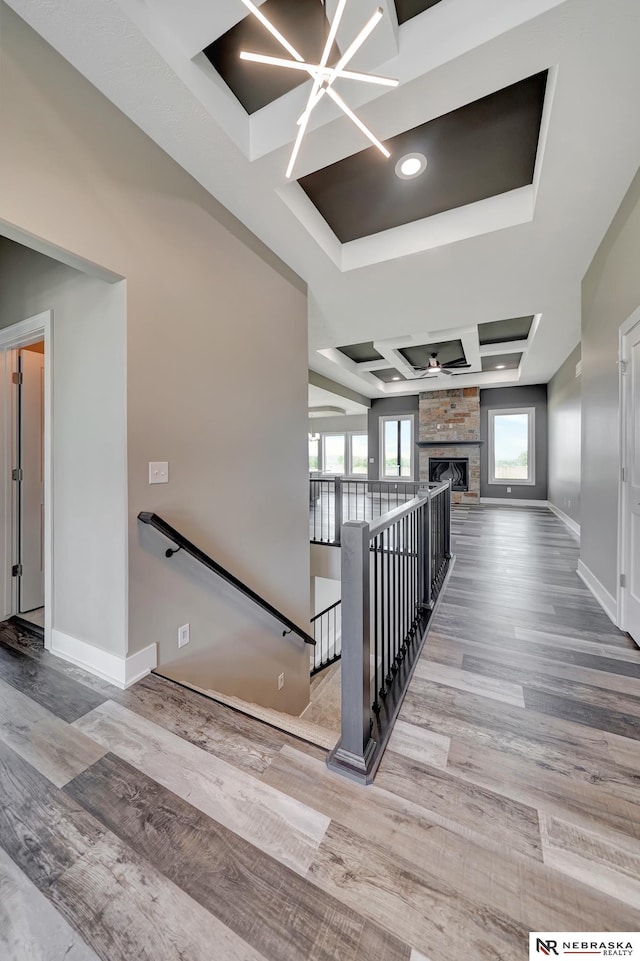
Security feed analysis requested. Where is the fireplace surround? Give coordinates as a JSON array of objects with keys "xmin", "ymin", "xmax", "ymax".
[
  {"xmin": 429, "ymin": 458, "xmax": 469, "ymax": 491},
  {"xmin": 418, "ymin": 387, "xmax": 481, "ymax": 504}
]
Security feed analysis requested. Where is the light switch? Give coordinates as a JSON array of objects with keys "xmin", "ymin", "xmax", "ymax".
[{"xmin": 149, "ymin": 461, "xmax": 169, "ymax": 484}]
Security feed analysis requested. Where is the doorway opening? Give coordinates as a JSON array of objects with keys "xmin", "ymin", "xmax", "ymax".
[
  {"xmin": 618, "ymin": 305, "xmax": 640, "ymax": 647},
  {"xmin": 15, "ymin": 341, "xmax": 45, "ymax": 631},
  {"xmin": 0, "ymin": 312, "xmax": 52, "ymax": 648}
]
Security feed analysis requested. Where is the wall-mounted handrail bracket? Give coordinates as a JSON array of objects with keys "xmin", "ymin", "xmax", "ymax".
[{"xmin": 138, "ymin": 511, "xmax": 315, "ymax": 647}]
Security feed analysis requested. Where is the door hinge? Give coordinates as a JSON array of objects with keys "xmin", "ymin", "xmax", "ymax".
[
  {"xmin": 11, "ymin": 468, "xmax": 23, "ymax": 482},
  {"xmin": 11, "ymin": 564, "xmax": 22, "ymax": 577},
  {"xmin": 618, "ymin": 360, "xmax": 628, "ymax": 375},
  {"xmin": 622, "ymin": 466, "xmax": 626, "ymax": 483},
  {"xmin": 620, "ymin": 573, "xmax": 626, "ymax": 589},
  {"xmin": 11, "ymin": 371, "xmax": 23, "ymax": 385}
]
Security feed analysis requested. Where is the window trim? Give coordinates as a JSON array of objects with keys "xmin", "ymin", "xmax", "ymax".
[
  {"xmin": 488, "ymin": 407, "xmax": 536, "ymax": 486},
  {"xmin": 379, "ymin": 414, "xmax": 415, "ymax": 481},
  {"xmin": 321, "ymin": 431, "xmax": 346, "ymax": 476},
  {"xmin": 312, "ymin": 430, "xmax": 369, "ymax": 477},
  {"xmin": 347, "ymin": 432, "xmax": 368, "ymax": 477}
]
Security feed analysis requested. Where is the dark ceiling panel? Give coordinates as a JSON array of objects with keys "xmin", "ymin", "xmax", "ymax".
[
  {"xmin": 478, "ymin": 316, "xmax": 534, "ymax": 345},
  {"xmin": 399, "ymin": 339, "xmax": 465, "ymax": 368},
  {"xmin": 337, "ymin": 342, "xmax": 382, "ymax": 362},
  {"xmin": 298, "ymin": 72, "xmax": 548, "ymax": 243},
  {"xmin": 373, "ymin": 368, "xmax": 408, "ymax": 382},
  {"xmin": 394, "ymin": 0, "xmax": 445, "ymax": 26},
  {"xmin": 481, "ymin": 352, "xmax": 523, "ymax": 372},
  {"xmin": 203, "ymin": 0, "xmax": 339, "ymax": 115}
]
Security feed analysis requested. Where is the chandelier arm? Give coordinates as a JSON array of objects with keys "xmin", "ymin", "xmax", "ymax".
[
  {"xmin": 295, "ymin": 69, "xmax": 398, "ymax": 127},
  {"xmin": 286, "ymin": 106, "xmax": 314, "ymax": 179},
  {"xmin": 239, "ymin": 0, "xmax": 305, "ymax": 62},
  {"xmin": 325, "ymin": 86, "xmax": 390, "ymax": 157},
  {"xmin": 300, "ymin": 0, "xmax": 348, "ymax": 152},
  {"xmin": 333, "ymin": 7, "xmax": 384, "ymax": 75},
  {"xmin": 296, "ymin": 6, "xmax": 384, "ymax": 128},
  {"xmin": 240, "ymin": 52, "xmax": 321, "ymax": 76},
  {"xmin": 335, "ymin": 68, "xmax": 399, "ymax": 87}
]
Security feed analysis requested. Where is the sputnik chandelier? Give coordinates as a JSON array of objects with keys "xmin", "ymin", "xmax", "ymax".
[{"xmin": 238, "ymin": 0, "xmax": 398, "ymax": 178}]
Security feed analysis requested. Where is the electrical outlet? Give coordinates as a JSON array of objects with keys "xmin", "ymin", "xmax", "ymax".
[
  {"xmin": 506, "ymin": 487, "xmax": 512, "ymax": 493},
  {"xmin": 149, "ymin": 461, "xmax": 169, "ymax": 484},
  {"xmin": 178, "ymin": 623, "xmax": 190, "ymax": 648},
  {"xmin": 278, "ymin": 672, "xmax": 285, "ymax": 691}
]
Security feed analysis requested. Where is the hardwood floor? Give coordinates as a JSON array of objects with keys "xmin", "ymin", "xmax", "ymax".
[{"xmin": 1, "ymin": 505, "xmax": 640, "ymax": 960}]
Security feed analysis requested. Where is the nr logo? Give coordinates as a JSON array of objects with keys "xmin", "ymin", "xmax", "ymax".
[{"xmin": 536, "ymin": 941, "xmax": 559, "ymax": 956}]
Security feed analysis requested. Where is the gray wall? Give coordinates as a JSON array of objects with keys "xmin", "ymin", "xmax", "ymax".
[
  {"xmin": 308, "ymin": 414, "xmax": 368, "ymax": 436},
  {"xmin": 0, "ymin": 6, "xmax": 311, "ymax": 714},
  {"xmin": 581, "ymin": 165, "xmax": 640, "ymax": 598},
  {"xmin": 480, "ymin": 386, "xmax": 548, "ymax": 500},
  {"xmin": 367, "ymin": 396, "xmax": 419, "ymax": 480},
  {"xmin": 0, "ymin": 240, "xmax": 128, "ymax": 656},
  {"xmin": 548, "ymin": 343, "xmax": 582, "ymax": 526}
]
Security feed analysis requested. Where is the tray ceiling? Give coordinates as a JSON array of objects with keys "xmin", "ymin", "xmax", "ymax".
[{"xmin": 298, "ymin": 72, "xmax": 547, "ymax": 243}]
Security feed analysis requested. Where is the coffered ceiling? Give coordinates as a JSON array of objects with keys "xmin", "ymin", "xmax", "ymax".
[{"xmin": 5, "ymin": 0, "xmax": 640, "ymax": 399}]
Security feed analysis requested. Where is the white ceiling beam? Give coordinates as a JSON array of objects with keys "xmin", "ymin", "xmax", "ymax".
[{"xmin": 479, "ymin": 339, "xmax": 529, "ymax": 356}]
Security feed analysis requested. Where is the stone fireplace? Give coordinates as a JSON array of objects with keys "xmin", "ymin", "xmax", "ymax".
[{"xmin": 418, "ymin": 387, "xmax": 481, "ymax": 505}]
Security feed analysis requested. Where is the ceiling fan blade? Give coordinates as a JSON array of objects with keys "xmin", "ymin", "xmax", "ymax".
[
  {"xmin": 441, "ymin": 358, "xmax": 470, "ymax": 368},
  {"xmin": 441, "ymin": 368, "xmax": 454, "ymax": 375}
]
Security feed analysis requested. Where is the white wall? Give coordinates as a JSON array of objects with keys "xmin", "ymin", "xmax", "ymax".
[
  {"xmin": 308, "ymin": 415, "xmax": 368, "ymax": 435},
  {"xmin": 547, "ymin": 343, "xmax": 581, "ymax": 527},
  {"xmin": 581, "ymin": 165, "xmax": 640, "ymax": 599},
  {"xmin": 0, "ymin": 5, "xmax": 311, "ymax": 713},
  {"xmin": 0, "ymin": 239, "xmax": 128, "ymax": 656}
]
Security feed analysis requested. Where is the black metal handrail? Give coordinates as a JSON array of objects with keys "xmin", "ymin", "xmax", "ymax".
[{"xmin": 138, "ymin": 512, "xmax": 315, "ymax": 647}]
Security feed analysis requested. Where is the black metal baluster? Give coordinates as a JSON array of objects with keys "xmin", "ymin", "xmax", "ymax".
[{"xmin": 373, "ymin": 533, "xmax": 380, "ymax": 714}]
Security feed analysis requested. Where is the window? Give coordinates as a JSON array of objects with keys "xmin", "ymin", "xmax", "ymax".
[
  {"xmin": 380, "ymin": 416, "xmax": 414, "ymax": 479},
  {"xmin": 349, "ymin": 433, "xmax": 368, "ymax": 475},
  {"xmin": 308, "ymin": 434, "xmax": 319, "ymax": 471},
  {"xmin": 488, "ymin": 407, "xmax": 535, "ymax": 485},
  {"xmin": 322, "ymin": 434, "xmax": 345, "ymax": 474},
  {"xmin": 309, "ymin": 431, "xmax": 369, "ymax": 475}
]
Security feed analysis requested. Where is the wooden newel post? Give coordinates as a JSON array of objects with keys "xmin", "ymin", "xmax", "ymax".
[{"xmin": 327, "ymin": 520, "xmax": 377, "ymax": 783}]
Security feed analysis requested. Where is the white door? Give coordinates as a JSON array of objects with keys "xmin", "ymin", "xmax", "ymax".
[
  {"xmin": 18, "ymin": 347, "xmax": 45, "ymax": 612},
  {"xmin": 622, "ymin": 317, "xmax": 640, "ymax": 645}
]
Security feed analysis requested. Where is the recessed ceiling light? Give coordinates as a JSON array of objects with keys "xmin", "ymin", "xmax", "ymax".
[
  {"xmin": 495, "ymin": 364, "xmax": 506, "ymax": 369},
  {"xmin": 392, "ymin": 376, "xmax": 401, "ymax": 381},
  {"xmin": 395, "ymin": 152, "xmax": 427, "ymax": 180}
]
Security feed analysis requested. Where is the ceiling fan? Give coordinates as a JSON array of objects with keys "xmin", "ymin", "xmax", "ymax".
[{"xmin": 414, "ymin": 353, "xmax": 472, "ymax": 377}]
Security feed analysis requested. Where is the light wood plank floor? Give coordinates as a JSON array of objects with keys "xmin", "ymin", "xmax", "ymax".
[{"xmin": 1, "ymin": 505, "xmax": 640, "ymax": 961}]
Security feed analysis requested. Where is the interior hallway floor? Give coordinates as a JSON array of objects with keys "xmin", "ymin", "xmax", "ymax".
[{"xmin": 1, "ymin": 505, "xmax": 640, "ymax": 961}]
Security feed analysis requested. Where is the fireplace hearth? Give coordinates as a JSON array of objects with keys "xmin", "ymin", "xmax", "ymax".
[{"xmin": 429, "ymin": 458, "xmax": 469, "ymax": 492}]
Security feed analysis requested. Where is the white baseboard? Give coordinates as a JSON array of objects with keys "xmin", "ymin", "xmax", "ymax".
[
  {"xmin": 548, "ymin": 502, "xmax": 581, "ymax": 538},
  {"xmin": 480, "ymin": 498, "xmax": 549, "ymax": 508},
  {"xmin": 576, "ymin": 560, "xmax": 618, "ymax": 625},
  {"xmin": 51, "ymin": 629, "xmax": 157, "ymax": 689}
]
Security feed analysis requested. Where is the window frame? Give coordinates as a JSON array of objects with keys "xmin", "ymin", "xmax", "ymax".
[
  {"xmin": 311, "ymin": 430, "xmax": 369, "ymax": 477},
  {"xmin": 379, "ymin": 414, "xmax": 415, "ymax": 481},
  {"xmin": 487, "ymin": 406, "xmax": 536, "ymax": 486},
  {"xmin": 347, "ymin": 432, "xmax": 368, "ymax": 477},
  {"xmin": 321, "ymin": 431, "xmax": 346, "ymax": 476}
]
